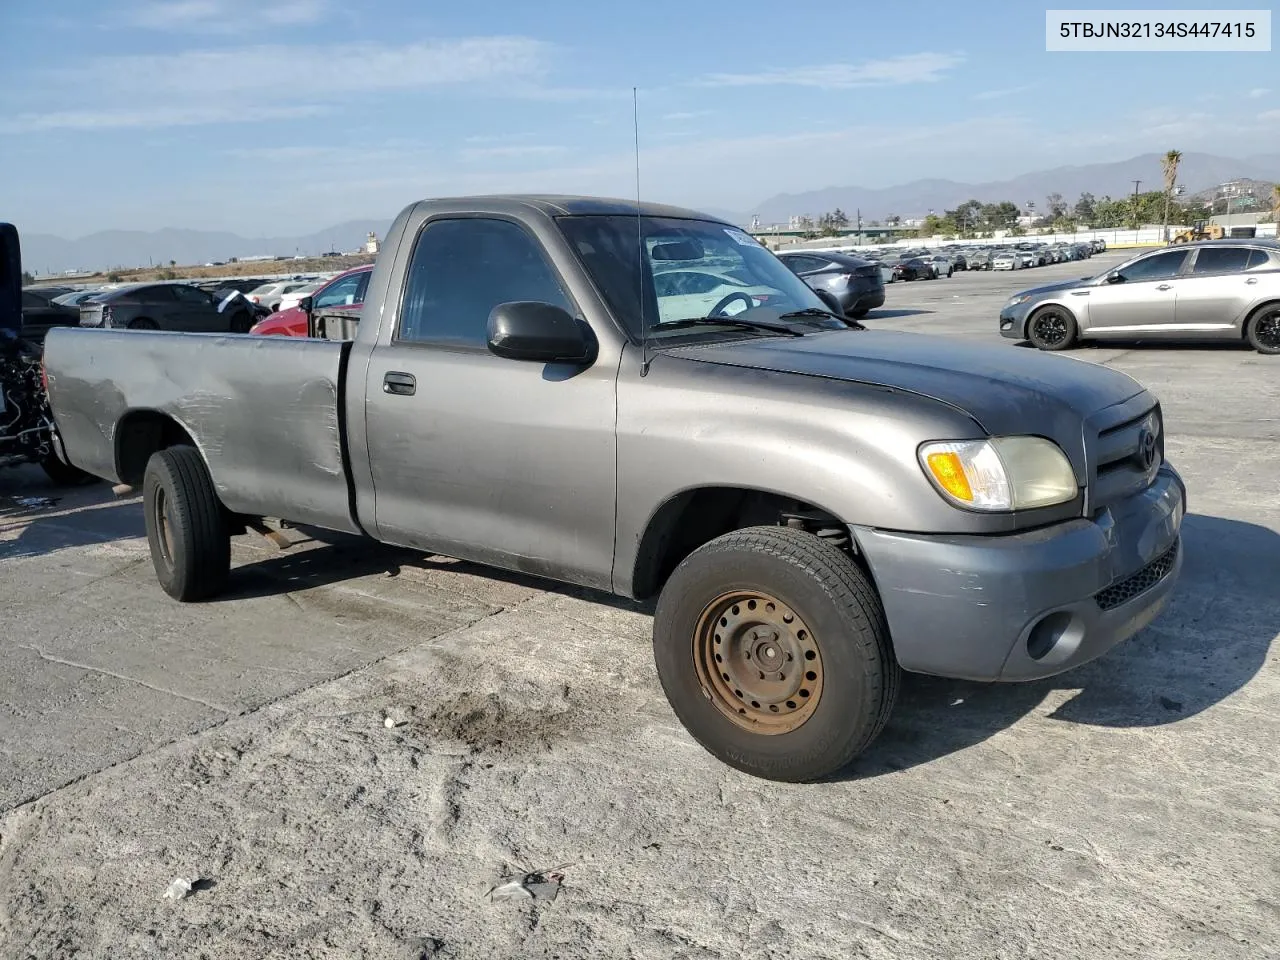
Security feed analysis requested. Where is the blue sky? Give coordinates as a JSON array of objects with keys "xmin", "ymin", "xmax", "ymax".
[{"xmin": 1, "ymin": 0, "xmax": 1276, "ymax": 236}]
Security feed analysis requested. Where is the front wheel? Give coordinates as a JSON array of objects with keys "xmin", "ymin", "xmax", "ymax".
[
  {"xmin": 653, "ymin": 526, "xmax": 899, "ymax": 782},
  {"xmin": 1027, "ymin": 305, "xmax": 1079, "ymax": 351},
  {"xmin": 1245, "ymin": 305, "xmax": 1280, "ymax": 354},
  {"xmin": 142, "ymin": 446, "xmax": 230, "ymax": 601}
]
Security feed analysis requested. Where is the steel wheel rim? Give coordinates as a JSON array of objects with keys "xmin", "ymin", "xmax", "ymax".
[
  {"xmin": 1256, "ymin": 310, "xmax": 1280, "ymax": 349},
  {"xmin": 153, "ymin": 486, "xmax": 174, "ymax": 565},
  {"xmin": 693, "ymin": 591, "xmax": 824, "ymax": 735},
  {"xmin": 1033, "ymin": 311, "xmax": 1068, "ymax": 345}
]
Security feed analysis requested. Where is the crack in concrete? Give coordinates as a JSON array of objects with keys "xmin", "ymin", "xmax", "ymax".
[
  {"xmin": 17, "ymin": 644, "xmax": 233, "ymax": 714},
  {"xmin": 4, "ymin": 594, "xmax": 540, "ymax": 814}
]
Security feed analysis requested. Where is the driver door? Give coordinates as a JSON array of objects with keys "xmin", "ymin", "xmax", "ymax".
[{"xmin": 1086, "ymin": 249, "xmax": 1189, "ymax": 335}]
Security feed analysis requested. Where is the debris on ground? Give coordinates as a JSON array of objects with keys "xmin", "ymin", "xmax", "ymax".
[
  {"xmin": 383, "ymin": 711, "xmax": 407, "ymax": 728},
  {"xmin": 10, "ymin": 496, "xmax": 59, "ymax": 509},
  {"xmin": 486, "ymin": 869, "xmax": 564, "ymax": 902},
  {"xmin": 162, "ymin": 877, "xmax": 194, "ymax": 900}
]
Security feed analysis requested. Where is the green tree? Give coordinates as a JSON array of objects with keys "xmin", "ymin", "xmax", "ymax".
[
  {"xmin": 168, "ymin": 259, "xmax": 177, "ymax": 268},
  {"xmin": 979, "ymin": 201, "xmax": 1019, "ymax": 230},
  {"xmin": 106, "ymin": 271, "xmax": 122, "ymax": 282},
  {"xmin": 1046, "ymin": 192, "xmax": 1068, "ymax": 220},
  {"xmin": 1161, "ymin": 149, "xmax": 1182, "ymax": 241},
  {"xmin": 1073, "ymin": 192, "xmax": 1096, "ymax": 222}
]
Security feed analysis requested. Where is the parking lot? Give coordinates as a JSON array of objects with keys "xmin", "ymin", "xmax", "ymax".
[{"xmin": 2, "ymin": 249, "xmax": 1277, "ymax": 958}]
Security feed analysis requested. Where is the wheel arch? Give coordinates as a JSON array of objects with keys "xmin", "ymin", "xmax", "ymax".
[
  {"xmin": 1242, "ymin": 298, "xmax": 1280, "ymax": 339},
  {"xmin": 114, "ymin": 409, "xmax": 204, "ymax": 486},
  {"xmin": 626, "ymin": 484, "xmax": 875, "ymax": 601}
]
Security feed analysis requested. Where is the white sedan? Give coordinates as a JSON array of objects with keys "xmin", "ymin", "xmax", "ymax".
[{"xmin": 992, "ymin": 254, "xmax": 1020, "ymax": 271}]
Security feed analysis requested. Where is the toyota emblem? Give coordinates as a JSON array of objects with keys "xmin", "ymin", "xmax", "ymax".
[{"xmin": 1137, "ymin": 428, "xmax": 1157, "ymax": 471}]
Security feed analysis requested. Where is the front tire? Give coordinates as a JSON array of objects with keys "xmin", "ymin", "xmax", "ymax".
[
  {"xmin": 653, "ymin": 526, "xmax": 899, "ymax": 782},
  {"xmin": 142, "ymin": 446, "xmax": 230, "ymax": 601},
  {"xmin": 1026, "ymin": 305, "xmax": 1079, "ymax": 351},
  {"xmin": 1245, "ymin": 304, "xmax": 1280, "ymax": 354}
]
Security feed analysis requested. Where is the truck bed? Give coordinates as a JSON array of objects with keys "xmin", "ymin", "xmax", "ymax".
[{"xmin": 44, "ymin": 328, "xmax": 360, "ymax": 534}]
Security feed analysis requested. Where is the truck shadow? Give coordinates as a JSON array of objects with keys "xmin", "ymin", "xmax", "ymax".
[{"xmin": 847, "ymin": 512, "xmax": 1277, "ymax": 779}]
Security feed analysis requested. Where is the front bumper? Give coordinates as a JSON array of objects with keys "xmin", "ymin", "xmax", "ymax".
[
  {"xmin": 999, "ymin": 303, "xmax": 1030, "ymax": 339},
  {"xmin": 854, "ymin": 464, "xmax": 1186, "ymax": 682}
]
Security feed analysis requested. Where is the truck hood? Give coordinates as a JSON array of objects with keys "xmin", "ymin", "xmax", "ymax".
[{"xmin": 666, "ymin": 328, "xmax": 1149, "ymax": 475}]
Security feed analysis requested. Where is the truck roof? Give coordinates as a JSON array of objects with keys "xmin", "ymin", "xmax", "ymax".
[{"xmin": 416, "ymin": 194, "xmax": 730, "ymax": 223}]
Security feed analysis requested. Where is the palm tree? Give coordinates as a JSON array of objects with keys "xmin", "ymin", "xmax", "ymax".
[{"xmin": 1161, "ymin": 150, "xmax": 1182, "ymax": 243}]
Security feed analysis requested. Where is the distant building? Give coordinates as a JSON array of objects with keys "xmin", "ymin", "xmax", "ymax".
[{"xmin": 365, "ymin": 232, "xmax": 380, "ymax": 255}]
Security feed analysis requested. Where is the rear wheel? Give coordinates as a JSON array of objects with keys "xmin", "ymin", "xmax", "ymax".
[
  {"xmin": 142, "ymin": 446, "xmax": 230, "ymax": 601},
  {"xmin": 653, "ymin": 526, "xmax": 899, "ymax": 782},
  {"xmin": 40, "ymin": 454, "xmax": 98, "ymax": 486},
  {"xmin": 229, "ymin": 310, "xmax": 254, "ymax": 334},
  {"xmin": 1027, "ymin": 305, "xmax": 1079, "ymax": 351},
  {"xmin": 1245, "ymin": 305, "xmax": 1280, "ymax": 355}
]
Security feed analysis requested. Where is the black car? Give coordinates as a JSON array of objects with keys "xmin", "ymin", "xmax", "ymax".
[
  {"xmin": 776, "ymin": 251, "xmax": 886, "ymax": 318},
  {"xmin": 78, "ymin": 282, "xmax": 260, "ymax": 332},
  {"xmin": 20, "ymin": 287, "xmax": 80, "ymax": 343},
  {"xmin": 891, "ymin": 257, "xmax": 935, "ymax": 281}
]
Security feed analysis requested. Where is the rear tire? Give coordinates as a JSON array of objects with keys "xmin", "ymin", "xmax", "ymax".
[
  {"xmin": 653, "ymin": 526, "xmax": 899, "ymax": 782},
  {"xmin": 1245, "ymin": 304, "xmax": 1280, "ymax": 355},
  {"xmin": 40, "ymin": 454, "xmax": 98, "ymax": 486},
  {"xmin": 1026, "ymin": 305, "xmax": 1079, "ymax": 351},
  {"xmin": 142, "ymin": 445, "xmax": 230, "ymax": 601},
  {"xmin": 229, "ymin": 310, "xmax": 254, "ymax": 334}
]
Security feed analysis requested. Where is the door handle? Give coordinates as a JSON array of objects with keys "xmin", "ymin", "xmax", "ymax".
[
  {"xmin": 1246, "ymin": 277, "xmax": 1258, "ymax": 284},
  {"xmin": 1155, "ymin": 283, "xmax": 1172, "ymax": 291},
  {"xmin": 382, "ymin": 371, "xmax": 416, "ymax": 396}
]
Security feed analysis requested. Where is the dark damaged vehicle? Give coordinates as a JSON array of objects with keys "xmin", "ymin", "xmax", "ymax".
[
  {"xmin": 0, "ymin": 223, "xmax": 95, "ymax": 484},
  {"xmin": 43, "ymin": 196, "xmax": 1186, "ymax": 782}
]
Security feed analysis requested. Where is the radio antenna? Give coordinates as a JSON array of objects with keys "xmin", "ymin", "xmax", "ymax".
[{"xmin": 634, "ymin": 86, "xmax": 651, "ymax": 377}]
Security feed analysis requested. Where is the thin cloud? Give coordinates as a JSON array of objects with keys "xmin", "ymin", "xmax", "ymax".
[
  {"xmin": 662, "ymin": 110, "xmax": 712, "ymax": 121},
  {"xmin": 460, "ymin": 144, "xmax": 568, "ymax": 160},
  {"xmin": 1259, "ymin": 109, "xmax": 1280, "ymax": 122},
  {"xmin": 973, "ymin": 85, "xmax": 1032, "ymax": 101},
  {"xmin": 1248, "ymin": 87, "xmax": 1270, "ymax": 99},
  {"xmin": 126, "ymin": 0, "xmax": 330, "ymax": 31},
  {"xmin": 0, "ymin": 103, "xmax": 327, "ymax": 133},
  {"xmin": 699, "ymin": 52, "xmax": 964, "ymax": 89}
]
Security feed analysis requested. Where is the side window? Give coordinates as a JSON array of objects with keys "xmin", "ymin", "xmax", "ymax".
[
  {"xmin": 1191, "ymin": 246, "xmax": 1251, "ymax": 275},
  {"xmin": 1119, "ymin": 250, "xmax": 1188, "ymax": 281},
  {"xmin": 143, "ymin": 285, "xmax": 178, "ymax": 302},
  {"xmin": 398, "ymin": 218, "xmax": 572, "ymax": 346},
  {"xmin": 315, "ymin": 273, "xmax": 364, "ymax": 308},
  {"xmin": 1246, "ymin": 249, "xmax": 1274, "ymax": 270},
  {"xmin": 172, "ymin": 284, "xmax": 213, "ymax": 304}
]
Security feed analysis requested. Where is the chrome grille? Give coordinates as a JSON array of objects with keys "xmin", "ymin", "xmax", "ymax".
[{"xmin": 1095, "ymin": 540, "xmax": 1179, "ymax": 611}]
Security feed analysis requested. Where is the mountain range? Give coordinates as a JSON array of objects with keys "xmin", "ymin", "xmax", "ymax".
[
  {"xmin": 18, "ymin": 152, "xmax": 1280, "ymax": 274},
  {"xmin": 745, "ymin": 151, "xmax": 1280, "ymax": 224}
]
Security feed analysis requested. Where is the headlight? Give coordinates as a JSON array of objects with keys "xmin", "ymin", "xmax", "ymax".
[
  {"xmin": 1006, "ymin": 294, "xmax": 1032, "ymax": 306},
  {"xmin": 919, "ymin": 437, "xmax": 1077, "ymax": 511}
]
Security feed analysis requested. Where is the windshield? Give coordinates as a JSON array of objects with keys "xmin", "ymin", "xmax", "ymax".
[{"xmin": 557, "ymin": 215, "xmax": 840, "ymax": 339}]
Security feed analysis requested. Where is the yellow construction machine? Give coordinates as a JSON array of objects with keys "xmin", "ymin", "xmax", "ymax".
[{"xmin": 1170, "ymin": 220, "xmax": 1224, "ymax": 244}]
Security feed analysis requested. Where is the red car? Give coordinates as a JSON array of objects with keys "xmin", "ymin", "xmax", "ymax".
[{"xmin": 249, "ymin": 264, "xmax": 373, "ymax": 336}]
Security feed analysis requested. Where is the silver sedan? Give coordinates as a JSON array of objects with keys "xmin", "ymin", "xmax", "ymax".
[{"xmin": 999, "ymin": 240, "xmax": 1280, "ymax": 353}]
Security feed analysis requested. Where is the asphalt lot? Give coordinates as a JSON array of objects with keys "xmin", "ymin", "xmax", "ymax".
[{"xmin": 1, "ymin": 250, "xmax": 1277, "ymax": 958}]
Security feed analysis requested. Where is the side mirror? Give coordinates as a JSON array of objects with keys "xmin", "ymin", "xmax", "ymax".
[
  {"xmin": 1105, "ymin": 272, "xmax": 1125, "ymax": 284},
  {"xmin": 298, "ymin": 295, "xmax": 314, "ymax": 313},
  {"xmin": 487, "ymin": 301, "xmax": 595, "ymax": 364},
  {"xmin": 814, "ymin": 289, "xmax": 844, "ymax": 315}
]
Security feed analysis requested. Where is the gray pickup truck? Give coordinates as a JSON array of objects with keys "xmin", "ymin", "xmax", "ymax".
[{"xmin": 44, "ymin": 195, "xmax": 1186, "ymax": 782}]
